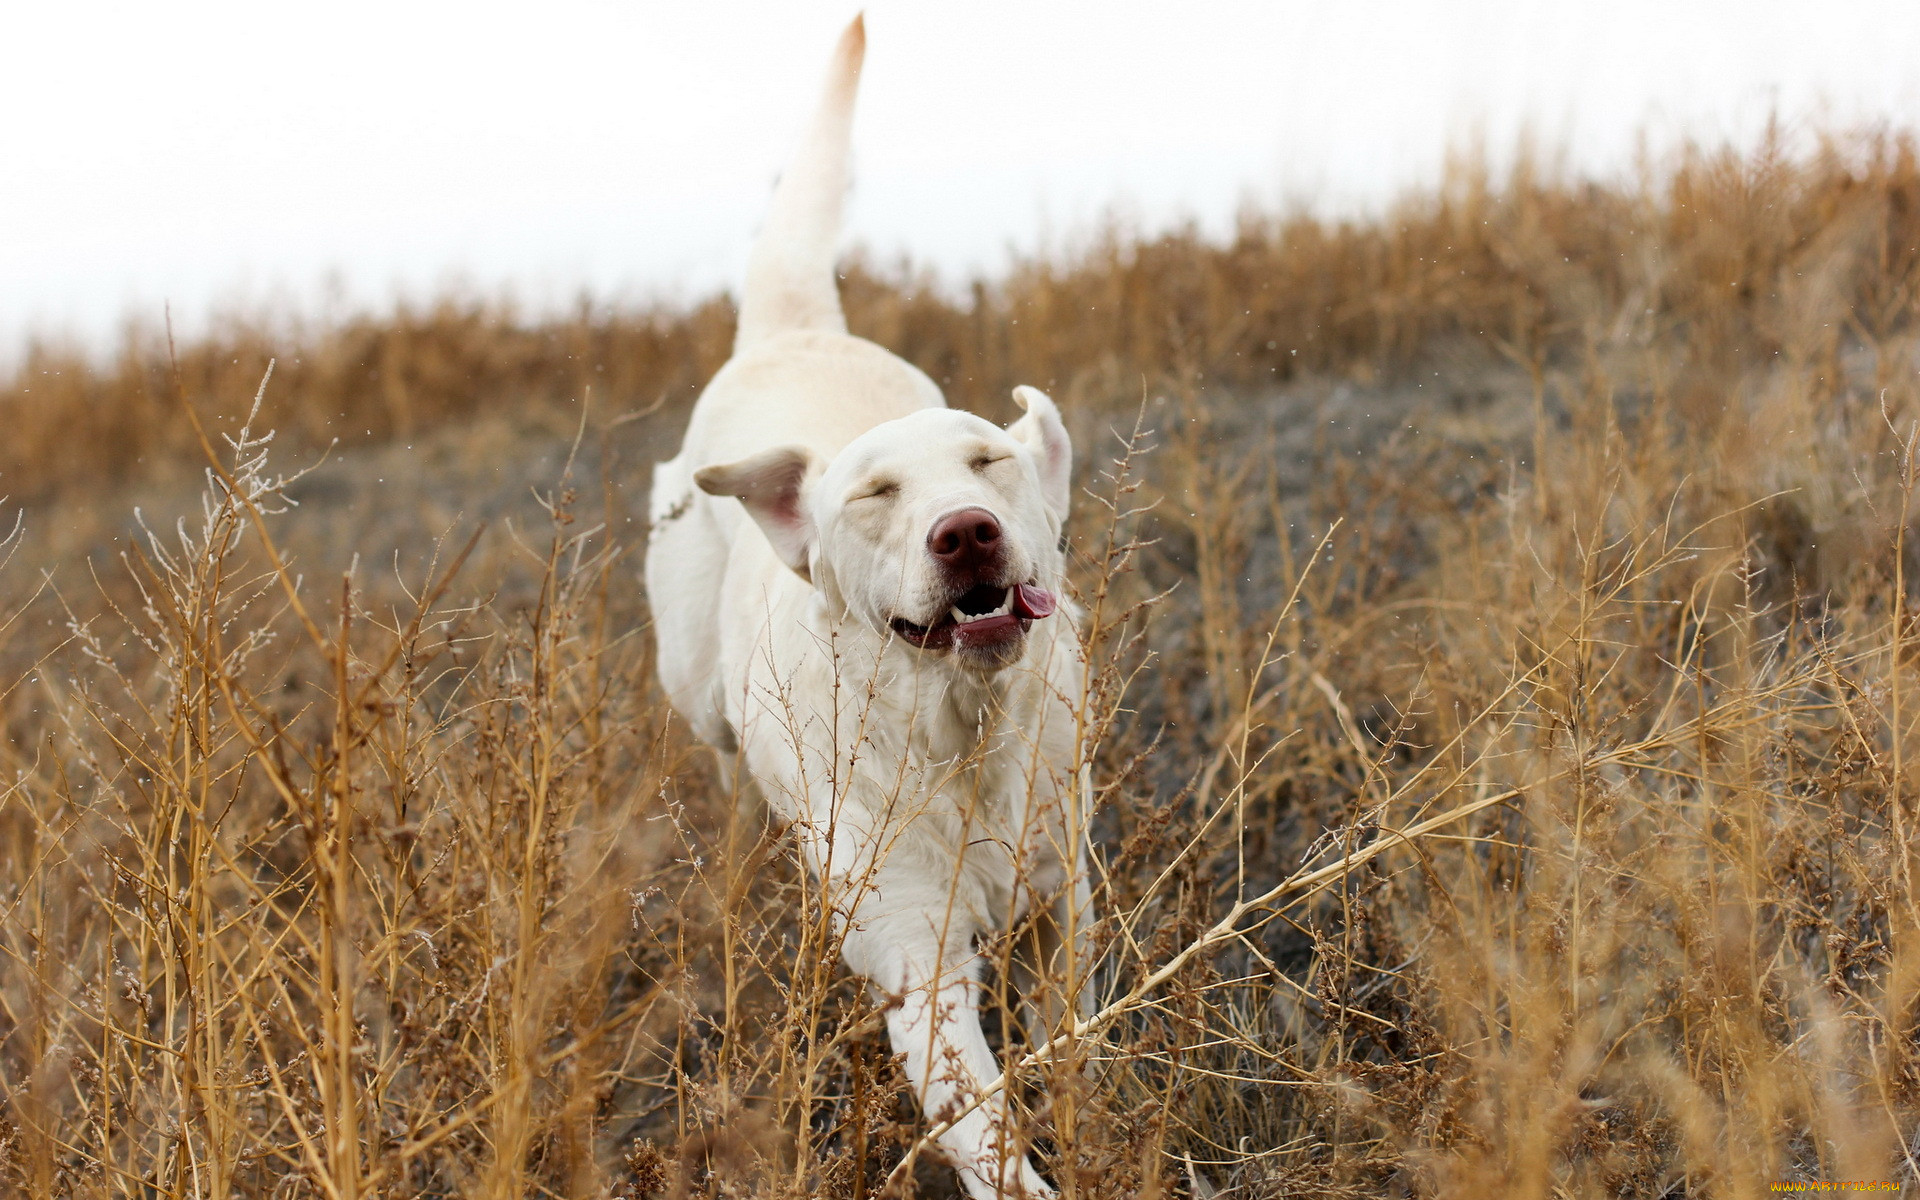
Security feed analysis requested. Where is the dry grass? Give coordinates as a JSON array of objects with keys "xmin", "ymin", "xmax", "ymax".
[{"xmin": 4, "ymin": 126, "xmax": 1920, "ymax": 1197}]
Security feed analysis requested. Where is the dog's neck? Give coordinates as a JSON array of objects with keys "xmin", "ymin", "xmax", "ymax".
[{"xmin": 808, "ymin": 589, "xmax": 1044, "ymax": 757}]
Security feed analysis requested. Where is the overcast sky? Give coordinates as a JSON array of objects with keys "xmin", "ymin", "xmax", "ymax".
[{"xmin": 4, "ymin": 1, "xmax": 1918, "ymax": 356}]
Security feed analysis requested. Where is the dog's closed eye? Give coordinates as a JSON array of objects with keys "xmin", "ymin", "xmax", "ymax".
[
  {"xmin": 853, "ymin": 480, "xmax": 898, "ymax": 502},
  {"xmin": 970, "ymin": 454, "xmax": 1011, "ymax": 472}
]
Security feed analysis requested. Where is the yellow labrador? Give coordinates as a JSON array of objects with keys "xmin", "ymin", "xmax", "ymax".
[{"xmin": 645, "ymin": 17, "xmax": 1088, "ymax": 1199}]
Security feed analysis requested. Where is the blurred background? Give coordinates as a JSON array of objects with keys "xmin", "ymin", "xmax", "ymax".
[{"xmin": 6, "ymin": 0, "xmax": 1917, "ymax": 358}]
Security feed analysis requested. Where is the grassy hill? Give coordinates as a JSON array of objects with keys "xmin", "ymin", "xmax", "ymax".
[{"xmin": 2, "ymin": 129, "xmax": 1919, "ymax": 1198}]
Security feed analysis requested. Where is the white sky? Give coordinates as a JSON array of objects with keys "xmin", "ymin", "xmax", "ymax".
[{"xmin": 4, "ymin": 0, "xmax": 1918, "ymax": 357}]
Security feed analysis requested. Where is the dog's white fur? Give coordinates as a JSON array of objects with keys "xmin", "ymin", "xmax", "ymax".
[{"xmin": 644, "ymin": 17, "xmax": 1087, "ymax": 1199}]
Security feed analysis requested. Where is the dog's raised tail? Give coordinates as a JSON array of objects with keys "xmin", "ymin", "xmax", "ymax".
[{"xmin": 735, "ymin": 15, "xmax": 865, "ymax": 350}]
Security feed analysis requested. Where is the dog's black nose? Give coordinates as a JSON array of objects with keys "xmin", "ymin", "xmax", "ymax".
[{"xmin": 928, "ymin": 507, "xmax": 1002, "ymax": 571}]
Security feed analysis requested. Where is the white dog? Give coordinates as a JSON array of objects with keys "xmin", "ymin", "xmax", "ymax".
[{"xmin": 644, "ymin": 16, "xmax": 1088, "ymax": 1199}]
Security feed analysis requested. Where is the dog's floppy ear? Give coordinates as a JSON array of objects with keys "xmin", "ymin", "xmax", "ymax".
[
  {"xmin": 695, "ymin": 446, "xmax": 820, "ymax": 582},
  {"xmin": 1007, "ymin": 386, "xmax": 1072, "ymax": 519}
]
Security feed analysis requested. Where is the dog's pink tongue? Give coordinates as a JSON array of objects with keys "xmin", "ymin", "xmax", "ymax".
[{"xmin": 1012, "ymin": 584, "xmax": 1056, "ymax": 619}]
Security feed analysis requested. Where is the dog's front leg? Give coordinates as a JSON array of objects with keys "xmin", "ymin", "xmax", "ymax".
[{"xmin": 840, "ymin": 872, "xmax": 1054, "ymax": 1199}]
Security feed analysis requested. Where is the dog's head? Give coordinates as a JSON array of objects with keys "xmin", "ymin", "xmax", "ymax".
[{"xmin": 694, "ymin": 386, "xmax": 1071, "ymax": 671}]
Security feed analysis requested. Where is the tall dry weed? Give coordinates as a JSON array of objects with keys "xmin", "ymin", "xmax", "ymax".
[{"xmin": 1, "ymin": 128, "xmax": 1919, "ymax": 1197}]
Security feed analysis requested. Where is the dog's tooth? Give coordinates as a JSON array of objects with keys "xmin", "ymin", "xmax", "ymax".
[{"xmin": 951, "ymin": 606, "xmax": 969, "ymax": 624}]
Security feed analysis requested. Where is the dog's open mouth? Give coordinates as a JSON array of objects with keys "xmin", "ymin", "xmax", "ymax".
[{"xmin": 889, "ymin": 582, "xmax": 1056, "ymax": 651}]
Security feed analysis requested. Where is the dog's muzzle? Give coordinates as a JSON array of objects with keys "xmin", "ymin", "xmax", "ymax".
[
  {"xmin": 886, "ymin": 507, "xmax": 1057, "ymax": 654},
  {"xmin": 889, "ymin": 581, "xmax": 1056, "ymax": 651}
]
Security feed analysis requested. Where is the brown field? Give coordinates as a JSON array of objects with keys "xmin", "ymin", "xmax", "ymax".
[{"xmin": 4, "ymin": 128, "xmax": 1920, "ymax": 1197}]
